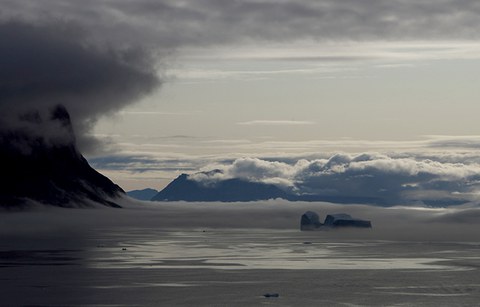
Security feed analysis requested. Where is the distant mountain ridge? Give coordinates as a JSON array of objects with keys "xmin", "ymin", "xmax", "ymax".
[
  {"xmin": 151, "ymin": 173, "xmax": 291, "ymax": 202},
  {"xmin": 151, "ymin": 172, "xmax": 387, "ymax": 204},
  {"xmin": 127, "ymin": 188, "xmax": 159, "ymax": 201}
]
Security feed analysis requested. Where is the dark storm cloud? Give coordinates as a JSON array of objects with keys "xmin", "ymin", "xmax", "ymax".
[
  {"xmin": 0, "ymin": 19, "xmax": 160, "ymax": 151},
  {"xmin": 0, "ymin": 21, "xmax": 158, "ymax": 111}
]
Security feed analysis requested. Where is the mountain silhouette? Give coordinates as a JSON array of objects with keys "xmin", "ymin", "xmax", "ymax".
[
  {"xmin": 151, "ymin": 173, "xmax": 291, "ymax": 202},
  {"xmin": 127, "ymin": 188, "xmax": 159, "ymax": 201},
  {"xmin": 0, "ymin": 105, "xmax": 124, "ymax": 208},
  {"xmin": 152, "ymin": 172, "xmax": 388, "ymax": 204}
]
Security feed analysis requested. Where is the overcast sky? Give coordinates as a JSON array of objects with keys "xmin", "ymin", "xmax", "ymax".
[{"xmin": 4, "ymin": 0, "xmax": 480, "ymax": 197}]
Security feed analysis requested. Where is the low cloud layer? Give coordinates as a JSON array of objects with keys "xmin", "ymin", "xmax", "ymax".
[
  {"xmin": 189, "ymin": 153, "xmax": 480, "ymax": 205},
  {"xmin": 3, "ymin": 199, "xmax": 480, "ymax": 242}
]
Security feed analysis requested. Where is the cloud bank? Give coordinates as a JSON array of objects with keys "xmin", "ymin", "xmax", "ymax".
[
  {"xmin": 189, "ymin": 153, "xmax": 480, "ymax": 206},
  {"xmin": 6, "ymin": 0, "xmax": 480, "ymax": 44},
  {"xmin": 4, "ymin": 199, "xmax": 480, "ymax": 242}
]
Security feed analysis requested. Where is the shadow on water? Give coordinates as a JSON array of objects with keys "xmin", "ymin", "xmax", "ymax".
[{"xmin": 0, "ymin": 250, "xmax": 81, "ymax": 267}]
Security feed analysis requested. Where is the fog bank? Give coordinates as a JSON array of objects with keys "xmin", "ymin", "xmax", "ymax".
[{"xmin": 2, "ymin": 199, "xmax": 480, "ymax": 242}]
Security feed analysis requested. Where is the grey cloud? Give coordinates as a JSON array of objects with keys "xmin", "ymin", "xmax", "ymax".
[
  {"xmin": 126, "ymin": 0, "xmax": 480, "ymax": 42},
  {"xmin": 86, "ymin": 0, "xmax": 480, "ymax": 42},
  {"xmin": 428, "ymin": 138, "xmax": 480, "ymax": 149},
  {"xmin": 4, "ymin": 0, "xmax": 480, "ymax": 48},
  {"xmin": 89, "ymin": 154, "xmax": 209, "ymax": 174}
]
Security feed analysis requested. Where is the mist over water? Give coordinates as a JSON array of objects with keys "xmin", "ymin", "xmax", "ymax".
[{"xmin": 3, "ymin": 198, "xmax": 480, "ymax": 242}]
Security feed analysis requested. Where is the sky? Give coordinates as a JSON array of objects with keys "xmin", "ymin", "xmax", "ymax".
[{"xmin": 3, "ymin": 0, "xmax": 480, "ymax": 203}]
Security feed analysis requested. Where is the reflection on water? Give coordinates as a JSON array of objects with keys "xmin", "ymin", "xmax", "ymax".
[
  {"xmin": 84, "ymin": 229, "xmax": 472, "ymax": 271},
  {"xmin": 375, "ymin": 285, "xmax": 480, "ymax": 297},
  {"xmin": 2, "ymin": 229, "xmax": 478, "ymax": 271},
  {"xmin": 92, "ymin": 282, "xmax": 197, "ymax": 289},
  {"xmin": 0, "ymin": 249, "xmax": 80, "ymax": 267}
]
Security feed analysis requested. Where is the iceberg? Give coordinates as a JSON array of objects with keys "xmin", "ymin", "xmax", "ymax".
[{"xmin": 300, "ymin": 211, "xmax": 371, "ymax": 230}]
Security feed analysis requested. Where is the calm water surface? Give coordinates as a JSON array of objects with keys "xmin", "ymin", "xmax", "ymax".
[{"xmin": 2, "ymin": 227, "xmax": 480, "ymax": 306}]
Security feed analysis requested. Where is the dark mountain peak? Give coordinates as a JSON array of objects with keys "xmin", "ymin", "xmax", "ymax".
[
  {"xmin": 48, "ymin": 104, "xmax": 76, "ymax": 146},
  {"xmin": 151, "ymin": 170, "xmax": 389, "ymax": 204},
  {"xmin": 151, "ymin": 171, "xmax": 290, "ymax": 202},
  {"xmin": 50, "ymin": 104, "xmax": 73, "ymax": 129},
  {"xmin": 178, "ymin": 173, "xmax": 189, "ymax": 180},
  {"xmin": 2, "ymin": 104, "xmax": 78, "ymax": 157},
  {"xmin": 0, "ymin": 106, "xmax": 124, "ymax": 209}
]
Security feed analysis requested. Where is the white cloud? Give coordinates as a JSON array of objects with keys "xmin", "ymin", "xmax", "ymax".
[{"xmin": 191, "ymin": 157, "xmax": 297, "ymax": 189}]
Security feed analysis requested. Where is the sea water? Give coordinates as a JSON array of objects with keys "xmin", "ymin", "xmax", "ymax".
[{"xmin": 2, "ymin": 201, "xmax": 480, "ymax": 306}]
